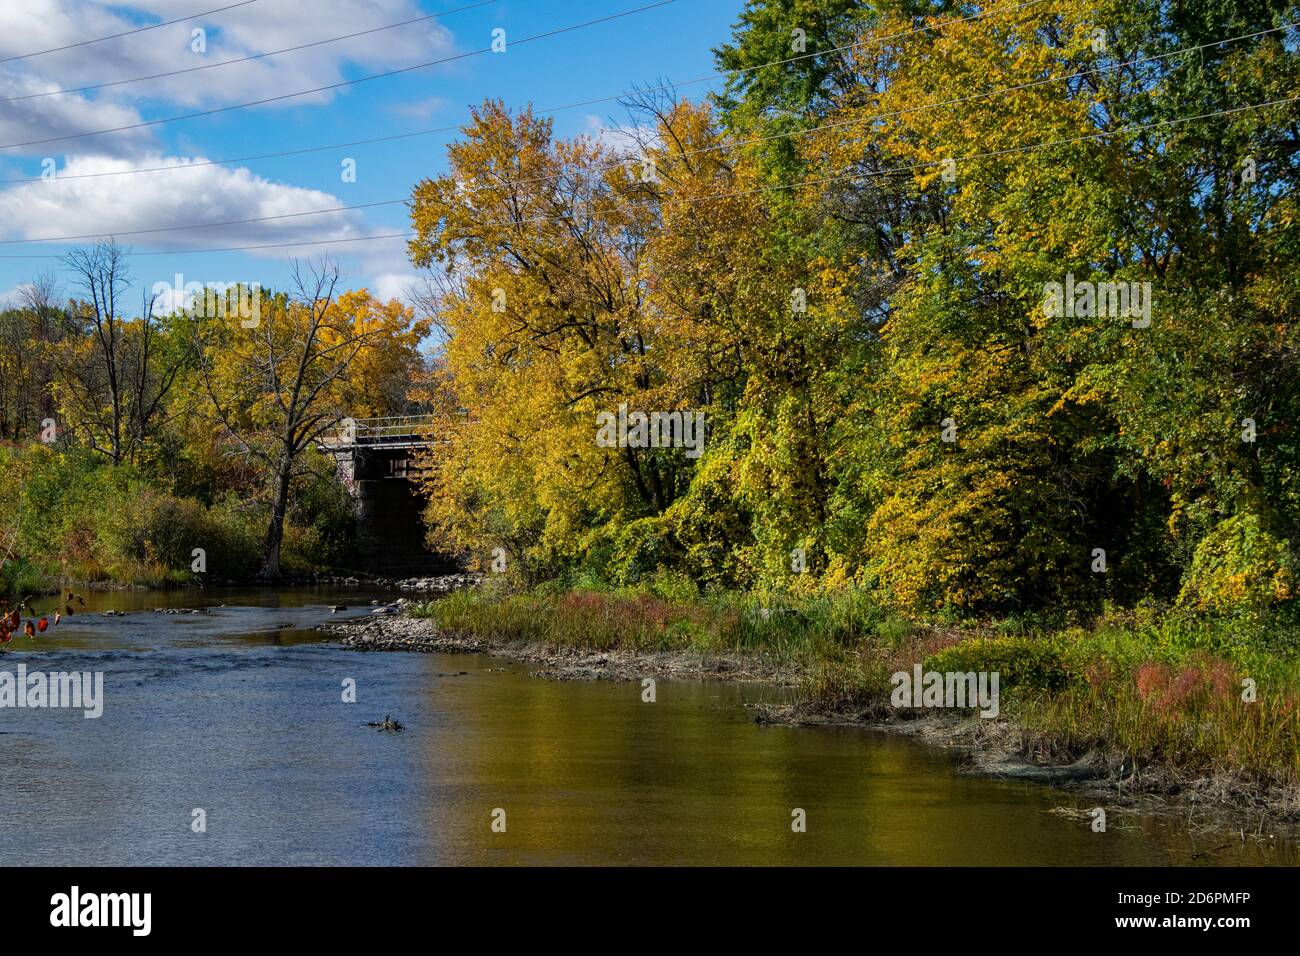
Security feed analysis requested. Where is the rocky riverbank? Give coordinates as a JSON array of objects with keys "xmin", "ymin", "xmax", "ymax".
[
  {"xmin": 36, "ymin": 571, "xmax": 483, "ymax": 593},
  {"xmin": 756, "ymin": 702, "xmax": 1299, "ymax": 826},
  {"xmin": 318, "ymin": 572, "xmax": 482, "ymax": 592},
  {"xmin": 320, "ymin": 612, "xmax": 797, "ymax": 684}
]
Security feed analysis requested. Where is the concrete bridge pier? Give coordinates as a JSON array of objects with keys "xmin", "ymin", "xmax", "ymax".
[{"xmin": 320, "ymin": 416, "xmax": 458, "ymax": 577}]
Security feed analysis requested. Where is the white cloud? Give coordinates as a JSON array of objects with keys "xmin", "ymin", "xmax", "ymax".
[
  {"xmin": 0, "ymin": 0, "xmax": 462, "ymax": 145},
  {"xmin": 582, "ymin": 114, "xmax": 661, "ymax": 154},
  {"xmin": 368, "ymin": 269, "xmax": 419, "ymax": 305},
  {"xmin": 0, "ymin": 72, "xmax": 152, "ymax": 159},
  {"xmin": 0, "ymin": 153, "xmax": 378, "ymax": 261},
  {"xmin": 0, "ymin": 3, "xmax": 463, "ymax": 281},
  {"xmin": 0, "ymin": 283, "xmax": 29, "ymax": 307}
]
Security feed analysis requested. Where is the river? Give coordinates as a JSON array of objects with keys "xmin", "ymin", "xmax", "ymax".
[{"xmin": 0, "ymin": 587, "xmax": 1291, "ymax": 865}]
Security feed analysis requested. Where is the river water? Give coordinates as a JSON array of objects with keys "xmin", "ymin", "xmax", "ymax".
[{"xmin": 0, "ymin": 587, "xmax": 1291, "ymax": 866}]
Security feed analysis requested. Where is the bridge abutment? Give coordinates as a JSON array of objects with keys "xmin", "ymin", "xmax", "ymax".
[{"xmin": 321, "ymin": 417, "xmax": 458, "ymax": 576}]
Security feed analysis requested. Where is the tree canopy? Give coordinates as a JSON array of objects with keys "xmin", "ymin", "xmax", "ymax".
[{"xmin": 408, "ymin": 0, "xmax": 1300, "ymax": 623}]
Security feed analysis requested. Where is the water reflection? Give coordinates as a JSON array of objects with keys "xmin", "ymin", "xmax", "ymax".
[{"xmin": 0, "ymin": 589, "xmax": 1291, "ymax": 865}]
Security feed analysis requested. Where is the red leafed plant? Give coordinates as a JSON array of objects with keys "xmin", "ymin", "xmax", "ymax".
[{"xmin": 0, "ymin": 591, "xmax": 81, "ymax": 649}]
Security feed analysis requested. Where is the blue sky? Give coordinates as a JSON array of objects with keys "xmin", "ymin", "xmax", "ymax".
[{"xmin": 0, "ymin": 0, "xmax": 742, "ymax": 311}]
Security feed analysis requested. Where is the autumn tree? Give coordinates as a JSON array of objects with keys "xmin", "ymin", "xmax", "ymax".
[
  {"xmin": 58, "ymin": 242, "xmax": 132, "ymax": 462},
  {"xmin": 194, "ymin": 261, "xmax": 425, "ymax": 577},
  {"xmin": 408, "ymin": 101, "xmax": 671, "ymax": 578},
  {"xmin": 408, "ymin": 0, "xmax": 1297, "ymax": 618},
  {"xmin": 0, "ymin": 273, "xmax": 69, "ymax": 442},
  {"xmin": 808, "ymin": 0, "xmax": 1299, "ymax": 611}
]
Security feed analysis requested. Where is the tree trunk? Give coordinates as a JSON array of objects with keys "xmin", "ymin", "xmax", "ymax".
[{"xmin": 262, "ymin": 456, "xmax": 293, "ymax": 578}]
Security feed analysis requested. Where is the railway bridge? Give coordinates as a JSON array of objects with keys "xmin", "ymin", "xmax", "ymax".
[{"xmin": 318, "ymin": 415, "xmax": 457, "ymax": 576}]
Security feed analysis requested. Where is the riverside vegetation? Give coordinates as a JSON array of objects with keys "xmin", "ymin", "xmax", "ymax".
[{"xmin": 0, "ymin": 255, "xmax": 427, "ymax": 589}]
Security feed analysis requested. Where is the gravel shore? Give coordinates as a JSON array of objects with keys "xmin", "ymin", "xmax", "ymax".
[{"xmin": 320, "ymin": 611, "xmax": 798, "ymax": 684}]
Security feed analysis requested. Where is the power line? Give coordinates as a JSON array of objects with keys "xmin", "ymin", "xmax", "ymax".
[
  {"xmin": 0, "ymin": 94, "xmax": 1290, "ymax": 260},
  {"xmin": 0, "ymin": 0, "xmax": 1050, "ymax": 183},
  {"xmin": 369, "ymin": 22, "xmax": 1300, "ymax": 207},
  {"xmin": 0, "ymin": 0, "xmax": 501, "ymax": 106},
  {"xmin": 0, "ymin": 0, "xmax": 260, "ymax": 66},
  {"xmin": 0, "ymin": 200, "xmax": 409, "ymax": 245},
  {"xmin": 0, "ymin": 0, "xmax": 681, "ymax": 152},
  {"xmin": 8, "ymin": 22, "xmax": 1289, "ymax": 246}
]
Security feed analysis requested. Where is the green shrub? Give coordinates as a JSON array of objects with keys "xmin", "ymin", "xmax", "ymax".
[
  {"xmin": 1177, "ymin": 511, "xmax": 1296, "ymax": 620},
  {"xmin": 287, "ymin": 464, "xmax": 357, "ymax": 568},
  {"xmin": 602, "ymin": 517, "xmax": 679, "ymax": 586},
  {"xmin": 99, "ymin": 488, "xmax": 205, "ymax": 567},
  {"xmin": 647, "ymin": 565, "xmax": 700, "ymax": 603},
  {"xmin": 817, "ymin": 588, "xmax": 886, "ymax": 644},
  {"xmin": 924, "ymin": 635, "xmax": 1076, "ymax": 692},
  {"xmin": 0, "ymin": 445, "xmax": 271, "ymax": 586},
  {"xmin": 800, "ymin": 653, "xmax": 893, "ymax": 711}
]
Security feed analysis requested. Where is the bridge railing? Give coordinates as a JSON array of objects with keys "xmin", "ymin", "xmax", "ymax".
[{"xmin": 320, "ymin": 414, "xmax": 439, "ymax": 449}]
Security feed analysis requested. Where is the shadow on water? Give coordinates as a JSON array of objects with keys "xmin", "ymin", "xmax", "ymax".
[{"xmin": 0, "ymin": 587, "xmax": 1294, "ymax": 865}]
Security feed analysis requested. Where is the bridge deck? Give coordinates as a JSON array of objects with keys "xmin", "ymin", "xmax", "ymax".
[{"xmin": 318, "ymin": 414, "xmax": 438, "ymax": 452}]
